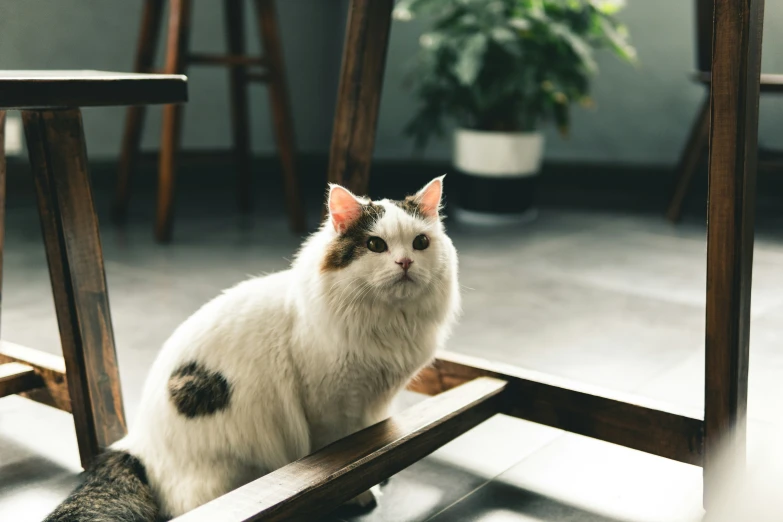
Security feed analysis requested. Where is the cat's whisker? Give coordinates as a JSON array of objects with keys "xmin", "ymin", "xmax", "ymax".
[
  {"xmin": 328, "ymin": 277, "xmax": 364, "ymax": 308},
  {"xmin": 333, "ymin": 280, "xmax": 369, "ymax": 314}
]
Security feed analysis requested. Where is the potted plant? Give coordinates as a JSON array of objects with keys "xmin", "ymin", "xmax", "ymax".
[{"xmin": 394, "ymin": 0, "xmax": 636, "ymax": 223}]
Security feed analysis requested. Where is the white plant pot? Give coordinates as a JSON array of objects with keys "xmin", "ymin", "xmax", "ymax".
[{"xmin": 452, "ymin": 128, "xmax": 545, "ymax": 224}]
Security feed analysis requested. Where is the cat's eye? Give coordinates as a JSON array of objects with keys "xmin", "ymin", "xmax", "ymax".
[
  {"xmin": 367, "ymin": 236, "xmax": 387, "ymax": 253},
  {"xmin": 413, "ymin": 234, "xmax": 430, "ymax": 250}
]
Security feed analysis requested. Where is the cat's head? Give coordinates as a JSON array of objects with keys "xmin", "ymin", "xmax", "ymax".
[{"xmin": 318, "ymin": 176, "xmax": 457, "ymax": 306}]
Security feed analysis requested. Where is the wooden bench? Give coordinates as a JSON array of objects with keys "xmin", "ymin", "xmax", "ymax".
[{"xmin": 0, "ymin": 70, "xmax": 187, "ymax": 469}]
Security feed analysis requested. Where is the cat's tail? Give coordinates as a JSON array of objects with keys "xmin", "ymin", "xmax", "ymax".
[{"xmin": 43, "ymin": 449, "xmax": 159, "ymax": 522}]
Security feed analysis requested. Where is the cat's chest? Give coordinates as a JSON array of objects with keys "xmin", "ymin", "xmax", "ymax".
[{"xmin": 306, "ymin": 325, "xmax": 435, "ymax": 407}]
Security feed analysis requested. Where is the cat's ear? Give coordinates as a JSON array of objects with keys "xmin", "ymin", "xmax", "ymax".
[
  {"xmin": 413, "ymin": 175, "xmax": 445, "ymax": 219},
  {"xmin": 328, "ymin": 184, "xmax": 363, "ymax": 233}
]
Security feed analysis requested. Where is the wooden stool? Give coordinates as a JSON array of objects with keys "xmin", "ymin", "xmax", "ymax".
[
  {"xmin": 169, "ymin": 0, "xmax": 761, "ymax": 518},
  {"xmin": 0, "ymin": 70, "xmax": 187, "ymax": 468},
  {"xmin": 114, "ymin": 0, "xmax": 305, "ymax": 243}
]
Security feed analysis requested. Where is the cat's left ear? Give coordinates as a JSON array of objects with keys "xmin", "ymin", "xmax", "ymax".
[
  {"xmin": 328, "ymin": 184, "xmax": 363, "ymax": 233},
  {"xmin": 413, "ymin": 175, "xmax": 445, "ymax": 219}
]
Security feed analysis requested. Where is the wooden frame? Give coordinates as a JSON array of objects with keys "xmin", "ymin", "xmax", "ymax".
[
  {"xmin": 665, "ymin": 0, "xmax": 777, "ymax": 222},
  {"xmin": 703, "ymin": 0, "xmax": 764, "ymax": 507},
  {"xmin": 0, "ymin": 107, "xmax": 128, "ymax": 468},
  {"xmin": 0, "ymin": 71, "xmax": 187, "ymax": 468},
  {"xmin": 165, "ymin": 0, "xmax": 764, "ymax": 519}
]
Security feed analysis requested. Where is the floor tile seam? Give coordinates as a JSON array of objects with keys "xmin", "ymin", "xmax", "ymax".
[{"xmin": 422, "ymin": 432, "xmax": 567, "ymax": 521}]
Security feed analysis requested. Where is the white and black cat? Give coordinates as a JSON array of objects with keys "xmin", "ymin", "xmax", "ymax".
[{"xmin": 44, "ymin": 177, "xmax": 460, "ymax": 521}]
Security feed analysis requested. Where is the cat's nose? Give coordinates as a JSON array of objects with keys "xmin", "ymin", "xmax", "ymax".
[{"xmin": 395, "ymin": 258, "xmax": 413, "ymax": 272}]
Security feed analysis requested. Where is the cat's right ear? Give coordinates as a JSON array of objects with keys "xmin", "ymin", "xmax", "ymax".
[{"xmin": 328, "ymin": 184, "xmax": 363, "ymax": 233}]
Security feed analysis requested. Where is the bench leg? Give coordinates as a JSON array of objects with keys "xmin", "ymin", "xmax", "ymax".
[
  {"xmin": 703, "ymin": 0, "xmax": 764, "ymax": 510},
  {"xmin": 156, "ymin": 0, "xmax": 193, "ymax": 243},
  {"xmin": 666, "ymin": 96, "xmax": 710, "ymax": 223},
  {"xmin": 225, "ymin": 0, "xmax": 253, "ymax": 215},
  {"xmin": 114, "ymin": 0, "xmax": 166, "ymax": 224},
  {"xmin": 23, "ymin": 108, "xmax": 127, "ymax": 469},
  {"xmin": 0, "ymin": 111, "xmax": 6, "ymax": 335},
  {"xmin": 326, "ymin": 0, "xmax": 394, "ymax": 203},
  {"xmin": 255, "ymin": 0, "xmax": 306, "ymax": 232}
]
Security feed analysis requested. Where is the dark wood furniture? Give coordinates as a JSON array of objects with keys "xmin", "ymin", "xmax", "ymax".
[
  {"xmin": 114, "ymin": 0, "xmax": 305, "ymax": 243},
  {"xmin": 0, "ymin": 70, "xmax": 187, "ymax": 468},
  {"xmin": 165, "ymin": 0, "xmax": 762, "ymax": 518},
  {"xmin": 1, "ymin": 0, "xmax": 755, "ymax": 516},
  {"xmin": 665, "ymin": 0, "xmax": 776, "ymax": 222}
]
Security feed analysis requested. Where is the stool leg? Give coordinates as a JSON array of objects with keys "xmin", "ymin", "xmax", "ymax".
[
  {"xmin": 255, "ymin": 0, "xmax": 306, "ymax": 233},
  {"xmin": 703, "ymin": 0, "xmax": 763, "ymax": 510},
  {"xmin": 326, "ymin": 0, "xmax": 394, "ymax": 205},
  {"xmin": 114, "ymin": 0, "xmax": 166, "ymax": 224},
  {"xmin": 0, "ymin": 111, "xmax": 6, "ymax": 335},
  {"xmin": 156, "ymin": 0, "xmax": 193, "ymax": 243},
  {"xmin": 225, "ymin": 0, "xmax": 253, "ymax": 215},
  {"xmin": 666, "ymin": 95, "xmax": 710, "ymax": 223},
  {"xmin": 22, "ymin": 109, "xmax": 127, "ymax": 469}
]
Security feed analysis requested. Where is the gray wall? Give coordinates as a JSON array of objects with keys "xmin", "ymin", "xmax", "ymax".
[
  {"xmin": 0, "ymin": 0, "xmax": 343, "ymax": 156},
  {"xmin": 2, "ymin": 1, "xmax": 783, "ymax": 166},
  {"xmin": 380, "ymin": 0, "xmax": 783, "ymax": 165}
]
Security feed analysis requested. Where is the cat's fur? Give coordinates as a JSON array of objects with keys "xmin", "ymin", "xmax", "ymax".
[{"xmin": 44, "ymin": 177, "xmax": 460, "ymax": 521}]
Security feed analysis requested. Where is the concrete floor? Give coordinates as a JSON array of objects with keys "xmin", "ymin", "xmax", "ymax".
[{"xmin": 2, "ymin": 177, "xmax": 783, "ymax": 522}]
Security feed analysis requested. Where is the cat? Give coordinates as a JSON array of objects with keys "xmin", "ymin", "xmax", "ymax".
[{"xmin": 43, "ymin": 177, "xmax": 460, "ymax": 521}]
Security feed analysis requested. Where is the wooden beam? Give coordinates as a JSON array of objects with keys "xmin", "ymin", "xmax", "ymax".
[
  {"xmin": 0, "ymin": 341, "xmax": 70, "ymax": 412},
  {"xmin": 325, "ymin": 0, "xmax": 394, "ymax": 197},
  {"xmin": 0, "ymin": 111, "xmax": 5, "ymax": 336},
  {"xmin": 254, "ymin": 0, "xmax": 307, "ymax": 233},
  {"xmin": 703, "ymin": 0, "xmax": 764, "ymax": 508},
  {"xmin": 24, "ymin": 108, "xmax": 127, "ymax": 468},
  {"xmin": 408, "ymin": 352, "xmax": 704, "ymax": 466},
  {"xmin": 0, "ymin": 362, "xmax": 39, "ymax": 397},
  {"xmin": 172, "ymin": 377, "xmax": 507, "ymax": 522}
]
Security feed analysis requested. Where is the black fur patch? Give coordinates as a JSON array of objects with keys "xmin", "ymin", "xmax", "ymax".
[
  {"xmin": 322, "ymin": 203, "xmax": 386, "ymax": 271},
  {"xmin": 168, "ymin": 361, "xmax": 232, "ymax": 418},
  {"xmin": 43, "ymin": 450, "xmax": 158, "ymax": 522},
  {"xmin": 391, "ymin": 196, "xmax": 423, "ymax": 218}
]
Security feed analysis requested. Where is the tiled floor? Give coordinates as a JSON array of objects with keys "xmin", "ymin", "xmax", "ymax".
[{"xmin": 2, "ymin": 176, "xmax": 782, "ymax": 522}]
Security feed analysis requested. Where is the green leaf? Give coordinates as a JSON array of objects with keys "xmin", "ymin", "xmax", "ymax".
[
  {"xmin": 392, "ymin": 0, "xmax": 444, "ymax": 20},
  {"xmin": 589, "ymin": 0, "xmax": 626, "ymax": 15},
  {"xmin": 550, "ymin": 22, "xmax": 597, "ymax": 74},
  {"xmin": 490, "ymin": 26, "xmax": 522, "ymax": 56},
  {"xmin": 508, "ymin": 17, "xmax": 531, "ymax": 30},
  {"xmin": 599, "ymin": 18, "xmax": 637, "ymax": 63},
  {"xmin": 452, "ymin": 33, "xmax": 488, "ymax": 85},
  {"xmin": 490, "ymin": 26, "xmax": 516, "ymax": 44}
]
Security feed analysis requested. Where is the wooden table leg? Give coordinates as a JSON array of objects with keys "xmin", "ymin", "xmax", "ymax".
[
  {"xmin": 225, "ymin": 0, "xmax": 254, "ymax": 216},
  {"xmin": 703, "ymin": 0, "xmax": 764, "ymax": 509},
  {"xmin": 0, "ymin": 111, "xmax": 5, "ymax": 336},
  {"xmin": 22, "ymin": 108, "xmax": 127, "ymax": 469},
  {"xmin": 114, "ymin": 0, "xmax": 166, "ymax": 224},
  {"xmin": 156, "ymin": 0, "xmax": 193, "ymax": 243},
  {"xmin": 326, "ymin": 0, "xmax": 394, "ymax": 201}
]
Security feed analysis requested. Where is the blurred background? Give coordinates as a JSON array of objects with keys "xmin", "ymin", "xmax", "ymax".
[
  {"xmin": 3, "ymin": 0, "xmax": 783, "ymax": 168},
  {"xmin": 1, "ymin": 1, "xmax": 782, "ymax": 521}
]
